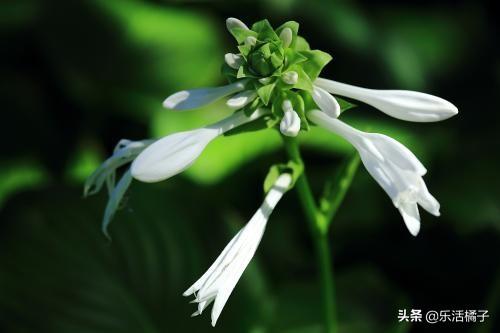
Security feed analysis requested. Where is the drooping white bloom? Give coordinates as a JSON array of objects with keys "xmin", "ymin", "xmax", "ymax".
[
  {"xmin": 85, "ymin": 139, "xmax": 154, "ymax": 237},
  {"xmin": 163, "ymin": 80, "xmax": 247, "ymax": 111},
  {"xmin": 183, "ymin": 173, "xmax": 292, "ymax": 326},
  {"xmin": 131, "ymin": 108, "xmax": 269, "ymax": 183},
  {"xmin": 226, "ymin": 90, "xmax": 258, "ymax": 109},
  {"xmin": 308, "ymin": 110, "xmax": 440, "ymax": 236},
  {"xmin": 314, "ymin": 78, "xmax": 458, "ymax": 122},
  {"xmin": 312, "ymin": 85, "xmax": 341, "ymax": 118},
  {"xmin": 280, "ymin": 100, "xmax": 301, "ymax": 137}
]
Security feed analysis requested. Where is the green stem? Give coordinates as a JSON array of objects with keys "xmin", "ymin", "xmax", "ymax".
[{"xmin": 283, "ymin": 137, "xmax": 337, "ymax": 333}]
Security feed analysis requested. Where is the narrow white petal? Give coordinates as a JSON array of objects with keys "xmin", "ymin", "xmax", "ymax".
[
  {"xmin": 398, "ymin": 202, "xmax": 421, "ymax": 236},
  {"xmin": 315, "ymin": 78, "xmax": 458, "ymax": 122},
  {"xmin": 279, "ymin": 27, "xmax": 293, "ymax": 48},
  {"xmin": 226, "ymin": 90, "xmax": 257, "ymax": 110},
  {"xmin": 307, "ymin": 110, "xmax": 362, "ymax": 144},
  {"xmin": 312, "ymin": 86, "xmax": 341, "ymax": 118},
  {"xmin": 163, "ymin": 81, "xmax": 246, "ymax": 111},
  {"xmin": 226, "ymin": 17, "xmax": 249, "ymax": 31},
  {"xmin": 224, "ymin": 53, "xmax": 243, "ymax": 70}
]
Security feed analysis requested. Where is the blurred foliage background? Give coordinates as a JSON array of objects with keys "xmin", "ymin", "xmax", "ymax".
[{"xmin": 1, "ymin": 0, "xmax": 499, "ymax": 332}]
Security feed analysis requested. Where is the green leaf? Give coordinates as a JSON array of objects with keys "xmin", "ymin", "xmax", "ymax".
[
  {"xmin": 319, "ymin": 153, "xmax": 360, "ymax": 227},
  {"xmin": 257, "ymin": 82, "xmax": 277, "ymax": 105},
  {"xmin": 299, "ymin": 50, "xmax": 332, "ymax": 80},
  {"xmin": 289, "ymin": 65, "xmax": 314, "ymax": 92},
  {"xmin": 294, "ymin": 36, "xmax": 311, "ymax": 51},
  {"xmin": 284, "ymin": 49, "xmax": 308, "ymax": 68},
  {"xmin": 251, "ymin": 19, "xmax": 279, "ymax": 41},
  {"xmin": 337, "ymin": 96, "xmax": 356, "ymax": 113},
  {"xmin": 228, "ymin": 26, "xmax": 258, "ymax": 44}
]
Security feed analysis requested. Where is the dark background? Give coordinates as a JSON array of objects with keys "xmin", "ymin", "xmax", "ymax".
[{"xmin": 1, "ymin": 0, "xmax": 499, "ymax": 332}]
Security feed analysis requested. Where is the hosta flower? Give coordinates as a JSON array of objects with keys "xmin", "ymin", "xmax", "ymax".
[
  {"xmin": 308, "ymin": 110, "xmax": 439, "ymax": 236},
  {"xmin": 183, "ymin": 173, "xmax": 292, "ymax": 326},
  {"xmin": 86, "ymin": 16, "xmax": 458, "ymax": 326}
]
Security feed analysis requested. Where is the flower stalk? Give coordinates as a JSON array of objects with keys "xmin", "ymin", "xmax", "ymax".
[{"xmin": 283, "ymin": 136, "xmax": 337, "ymax": 333}]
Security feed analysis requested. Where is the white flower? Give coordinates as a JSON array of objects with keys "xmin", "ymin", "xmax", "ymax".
[
  {"xmin": 307, "ymin": 110, "xmax": 440, "ymax": 236},
  {"xmin": 163, "ymin": 80, "xmax": 248, "ymax": 111},
  {"xmin": 279, "ymin": 27, "xmax": 293, "ymax": 48},
  {"xmin": 131, "ymin": 108, "xmax": 269, "ymax": 183},
  {"xmin": 279, "ymin": 100, "xmax": 301, "ymax": 137},
  {"xmin": 314, "ymin": 78, "xmax": 458, "ymax": 122},
  {"xmin": 183, "ymin": 173, "xmax": 292, "ymax": 326},
  {"xmin": 224, "ymin": 53, "xmax": 244, "ymax": 69}
]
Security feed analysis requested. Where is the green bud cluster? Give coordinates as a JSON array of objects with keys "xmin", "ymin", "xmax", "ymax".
[{"xmin": 223, "ymin": 19, "xmax": 332, "ymax": 132}]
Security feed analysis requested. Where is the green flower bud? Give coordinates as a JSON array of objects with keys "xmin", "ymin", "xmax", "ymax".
[{"xmin": 247, "ymin": 42, "xmax": 284, "ymax": 77}]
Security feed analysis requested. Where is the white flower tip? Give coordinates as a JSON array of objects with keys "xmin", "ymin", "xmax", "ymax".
[
  {"xmin": 163, "ymin": 90, "xmax": 189, "ymax": 110},
  {"xmin": 224, "ymin": 53, "xmax": 243, "ymax": 70},
  {"xmin": 280, "ymin": 109, "xmax": 301, "ymax": 137},
  {"xmin": 282, "ymin": 99, "xmax": 293, "ymax": 111},
  {"xmin": 282, "ymin": 71, "xmax": 298, "ymax": 85},
  {"xmin": 312, "ymin": 86, "xmax": 340, "ymax": 118},
  {"xmin": 226, "ymin": 90, "xmax": 257, "ymax": 110},
  {"xmin": 279, "ymin": 27, "xmax": 293, "ymax": 48},
  {"xmin": 226, "ymin": 17, "xmax": 249, "ymax": 31}
]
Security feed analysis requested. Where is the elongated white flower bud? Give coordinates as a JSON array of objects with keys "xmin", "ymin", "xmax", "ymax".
[
  {"xmin": 183, "ymin": 173, "xmax": 292, "ymax": 326},
  {"xmin": 224, "ymin": 53, "xmax": 243, "ymax": 69},
  {"xmin": 279, "ymin": 27, "xmax": 293, "ymax": 48},
  {"xmin": 226, "ymin": 90, "xmax": 257, "ymax": 109},
  {"xmin": 282, "ymin": 71, "xmax": 298, "ymax": 85},
  {"xmin": 163, "ymin": 80, "xmax": 247, "ymax": 111},
  {"xmin": 308, "ymin": 110, "xmax": 439, "ymax": 236},
  {"xmin": 315, "ymin": 78, "xmax": 458, "ymax": 122},
  {"xmin": 312, "ymin": 85, "xmax": 340, "ymax": 118},
  {"xmin": 226, "ymin": 17, "xmax": 249, "ymax": 32},
  {"xmin": 280, "ymin": 100, "xmax": 301, "ymax": 137},
  {"xmin": 131, "ymin": 109, "xmax": 269, "ymax": 183}
]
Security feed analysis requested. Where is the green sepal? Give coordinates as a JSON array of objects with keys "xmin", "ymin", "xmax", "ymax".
[
  {"xmin": 251, "ymin": 19, "xmax": 279, "ymax": 42},
  {"xmin": 229, "ymin": 27, "xmax": 258, "ymax": 44},
  {"xmin": 299, "ymin": 50, "xmax": 332, "ymax": 80},
  {"xmin": 238, "ymin": 44, "xmax": 252, "ymax": 58},
  {"xmin": 263, "ymin": 161, "xmax": 303, "ymax": 194},
  {"xmin": 256, "ymin": 82, "xmax": 277, "ymax": 106},
  {"xmin": 276, "ymin": 21, "xmax": 299, "ymax": 48},
  {"xmin": 243, "ymin": 97, "xmax": 262, "ymax": 116}
]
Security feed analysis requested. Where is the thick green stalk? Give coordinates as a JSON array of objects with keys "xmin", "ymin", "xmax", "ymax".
[{"xmin": 282, "ymin": 137, "xmax": 337, "ymax": 333}]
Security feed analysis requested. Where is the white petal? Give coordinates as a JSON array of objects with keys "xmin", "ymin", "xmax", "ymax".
[
  {"xmin": 131, "ymin": 128, "xmax": 217, "ymax": 183},
  {"xmin": 312, "ymin": 86, "xmax": 341, "ymax": 118},
  {"xmin": 226, "ymin": 17, "xmax": 249, "ymax": 32},
  {"xmin": 163, "ymin": 81, "xmax": 246, "ymax": 111},
  {"xmin": 226, "ymin": 90, "xmax": 257, "ymax": 110},
  {"xmin": 398, "ymin": 202, "xmax": 421, "ymax": 236},
  {"xmin": 279, "ymin": 27, "xmax": 293, "ymax": 48},
  {"xmin": 315, "ymin": 78, "xmax": 458, "ymax": 122},
  {"xmin": 280, "ymin": 109, "xmax": 301, "ymax": 137},
  {"xmin": 224, "ymin": 53, "xmax": 243, "ymax": 70}
]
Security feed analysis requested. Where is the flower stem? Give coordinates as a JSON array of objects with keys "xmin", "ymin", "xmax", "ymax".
[{"xmin": 282, "ymin": 136, "xmax": 337, "ymax": 333}]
